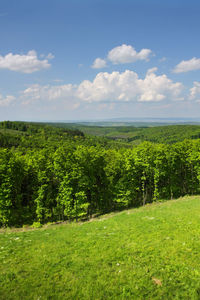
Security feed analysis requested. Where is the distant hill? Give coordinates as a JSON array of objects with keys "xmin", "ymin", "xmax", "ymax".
[{"xmin": 47, "ymin": 123, "xmax": 200, "ymax": 144}]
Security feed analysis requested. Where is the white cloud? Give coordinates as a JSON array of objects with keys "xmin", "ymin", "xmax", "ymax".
[
  {"xmin": 91, "ymin": 44, "xmax": 152, "ymax": 69},
  {"xmin": 190, "ymin": 81, "xmax": 200, "ymax": 101},
  {"xmin": 22, "ymin": 83, "xmax": 76, "ymax": 104},
  {"xmin": 20, "ymin": 69, "xmax": 184, "ymax": 107},
  {"xmin": 91, "ymin": 58, "xmax": 107, "ymax": 69},
  {"xmin": 173, "ymin": 57, "xmax": 200, "ymax": 73},
  {"xmin": 77, "ymin": 71, "xmax": 140, "ymax": 102},
  {"xmin": 0, "ymin": 94, "xmax": 15, "ymax": 106},
  {"xmin": 46, "ymin": 53, "xmax": 54, "ymax": 60},
  {"xmin": 76, "ymin": 69, "xmax": 183, "ymax": 103},
  {"xmin": 138, "ymin": 71, "xmax": 183, "ymax": 102},
  {"xmin": 0, "ymin": 50, "xmax": 53, "ymax": 73},
  {"xmin": 146, "ymin": 67, "xmax": 158, "ymax": 75},
  {"xmin": 107, "ymin": 44, "xmax": 152, "ymax": 64}
]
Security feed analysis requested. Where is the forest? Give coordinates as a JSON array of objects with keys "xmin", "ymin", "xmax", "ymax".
[
  {"xmin": 51, "ymin": 122, "xmax": 200, "ymax": 143},
  {"xmin": 1, "ymin": 120, "xmax": 200, "ymax": 227}
]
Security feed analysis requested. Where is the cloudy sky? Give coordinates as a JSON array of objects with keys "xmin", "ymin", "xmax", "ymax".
[{"xmin": 1, "ymin": 0, "xmax": 200, "ymax": 121}]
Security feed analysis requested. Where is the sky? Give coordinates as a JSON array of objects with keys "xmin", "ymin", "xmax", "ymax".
[{"xmin": 1, "ymin": 0, "xmax": 200, "ymax": 121}]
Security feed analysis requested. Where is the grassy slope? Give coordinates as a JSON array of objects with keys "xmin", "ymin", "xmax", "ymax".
[{"xmin": 1, "ymin": 196, "xmax": 200, "ymax": 299}]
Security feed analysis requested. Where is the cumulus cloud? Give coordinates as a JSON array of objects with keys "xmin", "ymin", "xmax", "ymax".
[
  {"xmin": 20, "ymin": 69, "xmax": 183, "ymax": 107},
  {"xmin": 138, "ymin": 71, "xmax": 183, "ymax": 102},
  {"xmin": 22, "ymin": 83, "xmax": 76, "ymax": 104},
  {"xmin": 46, "ymin": 53, "xmax": 54, "ymax": 60},
  {"xmin": 77, "ymin": 70, "xmax": 139, "ymax": 102},
  {"xmin": 91, "ymin": 44, "xmax": 152, "ymax": 69},
  {"xmin": 91, "ymin": 58, "xmax": 107, "ymax": 69},
  {"xmin": 173, "ymin": 57, "xmax": 200, "ymax": 73},
  {"xmin": 0, "ymin": 94, "xmax": 15, "ymax": 106},
  {"xmin": 146, "ymin": 67, "xmax": 158, "ymax": 75},
  {"xmin": 77, "ymin": 69, "xmax": 183, "ymax": 103},
  {"xmin": 107, "ymin": 44, "xmax": 152, "ymax": 64},
  {"xmin": 189, "ymin": 81, "xmax": 200, "ymax": 101},
  {"xmin": 0, "ymin": 50, "xmax": 52, "ymax": 73}
]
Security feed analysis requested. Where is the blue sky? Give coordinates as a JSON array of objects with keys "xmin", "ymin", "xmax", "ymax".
[{"xmin": 1, "ymin": 0, "xmax": 200, "ymax": 121}]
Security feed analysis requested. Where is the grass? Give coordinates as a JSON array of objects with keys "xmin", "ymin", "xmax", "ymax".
[{"xmin": 1, "ymin": 196, "xmax": 200, "ymax": 299}]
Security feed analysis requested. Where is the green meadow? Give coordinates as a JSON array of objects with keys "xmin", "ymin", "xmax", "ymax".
[{"xmin": 1, "ymin": 196, "xmax": 200, "ymax": 299}]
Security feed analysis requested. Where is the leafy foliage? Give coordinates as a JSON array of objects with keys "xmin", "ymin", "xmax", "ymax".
[{"xmin": 1, "ymin": 121, "xmax": 200, "ymax": 226}]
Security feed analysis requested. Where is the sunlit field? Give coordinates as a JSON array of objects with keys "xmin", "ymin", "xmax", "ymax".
[{"xmin": 1, "ymin": 196, "xmax": 200, "ymax": 299}]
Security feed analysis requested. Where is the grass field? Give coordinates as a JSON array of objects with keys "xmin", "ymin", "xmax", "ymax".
[{"xmin": 1, "ymin": 196, "xmax": 200, "ymax": 299}]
